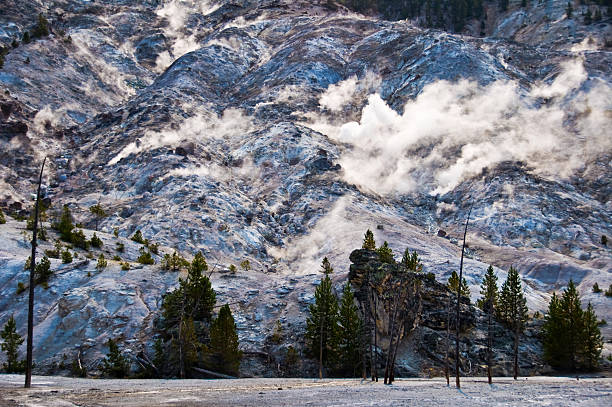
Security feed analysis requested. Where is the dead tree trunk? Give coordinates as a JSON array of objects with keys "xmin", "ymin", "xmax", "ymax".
[
  {"xmin": 319, "ymin": 313, "xmax": 325, "ymax": 379},
  {"xmin": 367, "ymin": 277, "xmax": 375, "ymax": 381},
  {"xmin": 25, "ymin": 157, "xmax": 45, "ymax": 389},
  {"xmin": 487, "ymin": 300, "xmax": 493, "ymax": 384},
  {"xmin": 513, "ymin": 319, "xmax": 519, "ymax": 380},
  {"xmin": 444, "ymin": 295, "xmax": 451, "ymax": 386},
  {"xmin": 384, "ymin": 289, "xmax": 400, "ymax": 384},
  {"xmin": 373, "ymin": 294, "xmax": 378, "ymax": 382},
  {"xmin": 455, "ymin": 205, "xmax": 472, "ymax": 389}
]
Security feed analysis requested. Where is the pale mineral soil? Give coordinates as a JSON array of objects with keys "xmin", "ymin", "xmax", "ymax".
[{"xmin": 0, "ymin": 375, "xmax": 610, "ymax": 407}]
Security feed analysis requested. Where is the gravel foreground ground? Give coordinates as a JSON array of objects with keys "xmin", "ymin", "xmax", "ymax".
[{"xmin": 0, "ymin": 375, "xmax": 610, "ymax": 406}]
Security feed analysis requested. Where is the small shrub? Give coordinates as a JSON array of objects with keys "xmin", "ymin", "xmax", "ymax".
[
  {"xmin": 96, "ymin": 254, "xmax": 107, "ymax": 270},
  {"xmin": 113, "ymin": 255, "xmax": 121, "ymax": 261},
  {"xmin": 61, "ymin": 249, "xmax": 73, "ymax": 264},
  {"xmin": 116, "ymin": 242, "xmax": 125, "ymax": 252},
  {"xmin": 121, "ymin": 261, "xmax": 130, "ymax": 271},
  {"xmin": 0, "ymin": 208, "xmax": 6, "ymax": 224},
  {"xmin": 113, "ymin": 228, "xmax": 119, "ymax": 237},
  {"xmin": 425, "ymin": 272, "xmax": 436, "ymax": 282},
  {"xmin": 137, "ymin": 247, "xmax": 154, "ymax": 265},
  {"xmin": 22, "ymin": 31, "xmax": 31, "ymax": 44},
  {"xmin": 16, "ymin": 282, "xmax": 26, "ymax": 295},
  {"xmin": 34, "ymin": 256, "xmax": 52, "ymax": 286},
  {"xmin": 240, "ymin": 259, "xmax": 251, "ymax": 271},
  {"xmin": 602, "ymin": 235, "xmax": 608, "ymax": 247},
  {"xmin": 11, "ymin": 39, "xmax": 18, "ymax": 48},
  {"xmin": 90, "ymin": 233, "xmax": 103, "ymax": 248},
  {"xmin": 131, "ymin": 230, "xmax": 145, "ymax": 244},
  {"xmin": 605, "ymin": 284, "xmax": 612, "ymax": 297},
  {"xmin": 72, "ymin": 229, "xmax": 89, "ymax": 250},
  {"xmin": 229, "ymin": 264, "xmax": 237, "ymax": 274},
  {"xmin": 147, "ymin": 242, "xmax": 159, "ymax": 255},
  {"xmin": 593, "ymin": 283, "xmax": 602, "ymax": 293},
  {"xmin": 45, "ymin": 241, "xmax": 62, "ymax": 259},
  {"xmin": 598, "ymin": 319, "xmax": 607, "ymax": 326}
]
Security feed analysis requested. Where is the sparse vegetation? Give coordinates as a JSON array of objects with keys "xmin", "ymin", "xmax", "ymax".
[
  {"xmin": 89, "ymin": 204, "xmax": 107, "ymax": 231},
  {"xmin": 137, "ymin": 247, "xmax": 155, "ymax": 265},
  {"xmin": 131, "ymin": 230, "xmax": 145, "ymax": 244},
  {"xmin": 16, "ymin": 282, "xmax": 26, "ymax": 295},
  {"xmin": 592, "ymin": 282, "xmax": 602, "ymax": 293},
  {"xmin": 34, "ymin": 256, "xmax": 52, "ymax": 286},
  {"xmin": 90, "ymin": 232, "xmax": 103, "ymax": 248},
  {"xmin": 240, "ymin": 259, "xmax": 250, "ymax": 271},
  {"xmin": 161, "ymin": 251, "xmax": 188, "ymax": 272},
  {"xmin": 121, "ymin": 261, "xmax": 130, "ymax": 271},
  {"xmin": 96, "ymin": 254, "xmax": 107, "ymax": 270},
  {"xmin": 61, "ymin": 248, "xmax": 73, "ymax": 264},
  {"xmin": 605, "ymin": 284, "xmax": 612, "ymax": 297},
  {"xmin": 0, "ymin": 208, "xmax": 6, "ymax": 224}
]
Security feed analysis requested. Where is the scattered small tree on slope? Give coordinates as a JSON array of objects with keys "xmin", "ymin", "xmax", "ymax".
[{"xmin": 362, "ymin": 229, "xmax": 376, "ymax": 250}]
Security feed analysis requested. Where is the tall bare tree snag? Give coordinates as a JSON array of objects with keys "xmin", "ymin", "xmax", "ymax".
[
  {"xmin": 25, "ymin": 157, "xmax": 46, "ymax": 388},
  {"xmin": 455, "ymin": 204, "xmax": 472, "ymax": 389},
  {"xmin": 444, "ymin": 295, "xmax": 451, "ymax": 386}
]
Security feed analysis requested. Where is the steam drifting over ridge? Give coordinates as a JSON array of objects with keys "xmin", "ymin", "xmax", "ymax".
[{"xmin": 322, "ymin": 59, "xmax": 611, "ymax": 196}]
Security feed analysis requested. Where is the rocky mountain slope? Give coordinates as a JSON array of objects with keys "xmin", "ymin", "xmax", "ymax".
[{"xmin": 0, "ymin": 0, "xmax": 611, "ymax": 376}]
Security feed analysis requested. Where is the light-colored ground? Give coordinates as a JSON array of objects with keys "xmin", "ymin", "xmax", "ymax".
[{"xmin": 0, "ymin": 375, "xmax": 610, "ymax": 406}]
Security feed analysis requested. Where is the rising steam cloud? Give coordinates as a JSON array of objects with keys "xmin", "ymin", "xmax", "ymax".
[{"xmin": 323, "ymin": 59, "xmax": 611, "ymax": 196}]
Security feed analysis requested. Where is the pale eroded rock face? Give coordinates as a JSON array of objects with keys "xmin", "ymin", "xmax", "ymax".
[{"xmin": 0, "ymin": 1, "xmax": 610, "ymax": 376}]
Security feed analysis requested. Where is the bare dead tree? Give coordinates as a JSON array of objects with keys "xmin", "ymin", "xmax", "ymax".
[
  {"xmin": 389, "ymin": 279, "xmax": 421, "ymax": 384},
  {"xmin": 487, "ymin": 297, "xmax": 493, "ymax": 384},
  {"xmin": 444, "ymin": 294, "xmax": 451, "ymax": 386},
  {"xmin": 372, "ymin": 293, "xmax": 378, "ymax": 382},
  {"xmin": 25, "ymin": 157, "xmax": 46, "ymax": 388},
  {"xmin": 455, "ymin": 204, "xmax": 472, "ymax": 389}
]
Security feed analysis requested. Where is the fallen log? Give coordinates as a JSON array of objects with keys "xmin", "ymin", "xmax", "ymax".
[{"xmin": 191, "ymin": 367, "xmax": 237, "ymax": 379}]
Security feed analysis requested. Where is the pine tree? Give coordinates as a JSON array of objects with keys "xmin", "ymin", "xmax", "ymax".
[
  {"xmin": 400, "ymin": 249, "xmax": 423, "ymax": 273},
  {"xmin": 305, "ymin": 257, "xmax": 339, "ymax": 378},
  {"xmin": 0, "ymin": 207, "xmax": 6, "ymax": 224},
  {"xmin": 96, "ymin": 254, "xmax": 107, "ymax": 270},
  {"xmin": 581, "ymin": 302, "xmax": 603, "ymax": 370},
  {"xmin": 337, "ymin": 281, "xmax": 362, "ymax": 376},
  {"xmin": 560, "ymin": 280, "xmax": 584, "ymax": 371},
  {"xmin": 89, "ymin": 204, "xmax": 107, "ymax": 231},
  {"xmin": 498, "ymin": 266, "xmax": 528, "ymax": 379},
  {"xmin": 362, "ymin": 229, "xmax": 376, "ymax": 250},
  {"xmin": 478, "ymin": 265, "xmax": 498, "ymax": 384},
  {"xmin": 90, "ymin": 232, "xmax": 103, "ymax": 248},
  {"xmin": 1, "ymin": 315, "xmax": 25, "ymax": 373},
  {"xmin": 161, "ymin": 251, "xmax": 189, "ymax": 272},
  {"xmin": 566, "ymin": 1, "xmax": 573, "ymax": 18},
  {"xmin": 448, "ymin": 270, "xmax": 470, "ymax": 299},
  {"xmin": 170, "ymin": 317, "xmax": 200, "ymax": 378},
  {"xmin": 102, "ymin": 338, "xmax": 130, "ymax": 378},
  {"xmin": 542, "ymin": 292, "xmax": 565, "ymax": 368},
  {"xmin": 55, "ymin": 204, "xmax": 74, "ymax": 242},
  {"xmin": 131, "ymin": 230, "xmax": 145, "ymax": 244},
  {"xmin": 208, "ymin": 304, "xmax": 242, "ymax": 376},
  {"xmin": 377, "ymin": 241, "xmax": 394, "ymax": 264}
]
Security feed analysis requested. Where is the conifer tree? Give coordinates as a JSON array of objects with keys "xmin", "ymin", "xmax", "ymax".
[
  {"xmin": 560, "ymin": 280, "xmax": 584, "ymax": 371},
  {"xmin": 161, "ymin": 251, "xmax": 189, "ymax": 272},
  {"xmin": 170, "ymin": 317, "xmax": 200, "ymax": 378},
  {"xmin": 582, "ymin": 302, "xmax": 603, "ymax": 370},
  {"xmin": 89, "ymin": 204, "xmax": 107, "ymax": 231},
  {"xmin": 102, "ymin": 338, "xmax": 130, "ymax": 378},
  {"xmin": 362, "ymin": 229, "xmax": 376, "ymax": 250},
  {"xmin": 400, "ymin": 249, "xmax": 423, "ymax": 273},
  {"xmin": 377, "ymin": 241, "xmax": 394, "ymax": 264},
  {"xmin": 542, "ymin": 292, "xmax": 565, "ymax": 368},
  {"xmin": 478, "ymin": 265, "xmax": 498, "ymax": 383},
  {"xmin": 337, "ymin": 281, "xmax": 362, "ymax": 376},
  {"xmin": 55, "ymin": 204, "xmax": 74, "ymax": 242},
  {"xmin": 448, "ymin": 270, "xmax": 470, "ymax": 299},
  {"xmin": 498, "ymin": 266, "xmax": 528, "ymax": 380},
  {"xmin": 305, "ymin": 257, "xmax": 339, "ymax": 378},
  {"xmin": 0, "ymin": 207, "xmax": 6, "ymax": 224},
  {"xmin": 208, "ymin": 304, "xmax": 242, "ymax": 376},
  {"xmin": 1, "ymin": 315, "xmax": 25, "ymax": 373}
]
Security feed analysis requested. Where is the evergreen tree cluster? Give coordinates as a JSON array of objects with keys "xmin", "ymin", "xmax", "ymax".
[
  {"xmin": 339, "ymin": 0, "xmax": 487, "ymax": 32},
  {"xmin": 1, "ymin": 315, "xmax": 25, "ymax": 373},
  {"xmin": 305, "ymin": 258, "xmax": 363, "ymax": 377},
  {"xmin": 156, "ymin": 252, "xmax": 242, "ymax": 378},
  {"xmin": 542, "ymin": 281, "xmax": 603, "ymax": 371}
]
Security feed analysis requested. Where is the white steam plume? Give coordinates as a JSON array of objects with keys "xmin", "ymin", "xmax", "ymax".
[
  {"xmin": 321, "ymin": 59, "xmax": 612, "ymax": 196},
  {"xmin": 108, "ymin": 108, "xmax": 253, "ymax": 165},
  {"xmin": 155, "ymin": 0, "xmax": 220, "ymax": 72},
  {"xmin": 319, "ymin": 71, "xmax": 381, "ymax": 112}
]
